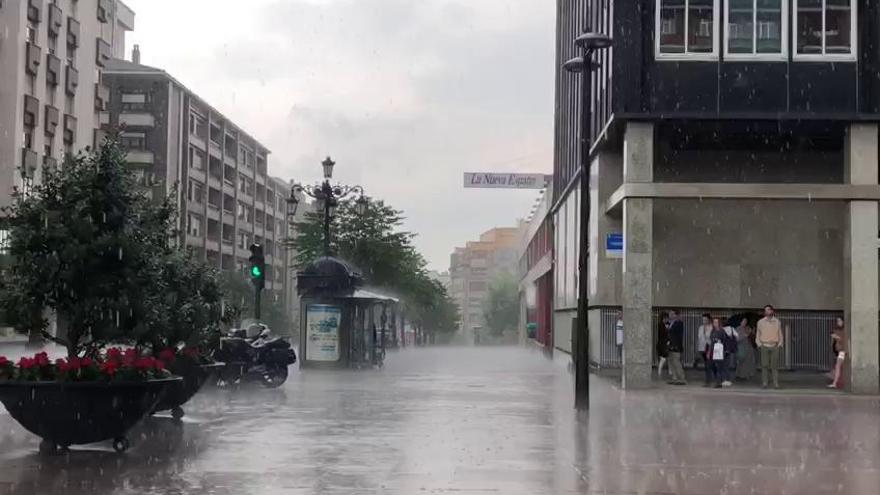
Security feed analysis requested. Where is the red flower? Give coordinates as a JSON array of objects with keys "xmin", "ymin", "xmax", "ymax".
[
  {"xmin": 134, "ymin": 357, "xmax": 153, "ymax": 371},
  {"xmin": 153, "ymin": 358, "xmax": 166, "ymax": 370},
  {"xmin": 182, "ymin": 347, "xmax": 200, "ymax": 360},
  {"xmin": 0, "ymin": 356, "xmax": 9, "ymax": 367},
  {"xmin": 158, "ymin": 348, "xmax": 176, "ymax": 365},
  {"xmin": 100, "ymin": 360, "xmax": 118, "ymax": 377},
  {"xmin": 55, "ymin": 358, "xmax": 69, "ymax": 373},
  {"xmin": 80, "ymin": 357, "xmax": 93, "ymax": 368},
  {"xmin": 106, "ymin": 347, "xmax": 123, "ymax": 362},
  {"xmin": 34, "ymin": 352, "xmax": 50, "ymax": 367},
  {"xmin": 68, "ymin": 357, "xmax": 81, "ymax": 371},
  {"xmin": 123, "ymin": 348, "xmax": 138, "ymax": 366},
  {"xmin": 18, "ymin": 357, "xmax": 34, "ymax": 370}
]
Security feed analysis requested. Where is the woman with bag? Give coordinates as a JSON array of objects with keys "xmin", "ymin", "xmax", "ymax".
[{"xmin": 708, "ymin": 318, "xmax": 727, "ymax": 388}]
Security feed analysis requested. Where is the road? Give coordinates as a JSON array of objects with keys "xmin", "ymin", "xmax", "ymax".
[{"xmin": 0, "ymin": 346, "xmax": 877, "ymax": 494}]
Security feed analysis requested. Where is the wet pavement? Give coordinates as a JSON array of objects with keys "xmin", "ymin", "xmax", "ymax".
[{"xmin": 0, "ymin": 346, "xmax": 878, "ymax": 494}]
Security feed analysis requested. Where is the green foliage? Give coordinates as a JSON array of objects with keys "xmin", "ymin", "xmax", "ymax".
[
  {"xmin": 0, "ymin": 140, "xmax": 228, "ymax": 358},
  {"xmin": 482, "ymin": 273, "xmax": 519, "ymax": 337},
  {"xmin": 295, "ymin": 199, "xmax": 459, "ymax": 337},
  {"xmin": 220, "ymin": 271, "xmax": 292, "ymax": 336}
]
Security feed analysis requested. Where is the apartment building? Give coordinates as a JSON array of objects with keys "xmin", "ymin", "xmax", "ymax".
[
  {"xmin": 102, "ymin": 56, "xmax": 307, "ymax": 310},
  {"xmin": 0, "ymin": 0, "xmax": 134, "ymax": 207},
  {"xmin": 449, "ymin": 227, "xmax": 518, "ymax": 343}
]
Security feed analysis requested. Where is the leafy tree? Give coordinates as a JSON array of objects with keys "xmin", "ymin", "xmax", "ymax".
[
  {"xmin": 482, "ymin": 273, "xmax": 519, "ymax": 337},
  {"xmin": 148, "ymin": 249, "xmax": 231, "ymax": 353},
  {"xmin": 294, "ymin": 199, "xmax": 459, "ymax": 340},
  {"xmin": 220, "ymin": 271, "xmax": 292, "ymax": 336},
  {"xmin": 0, "ymin": 141, "xmax": 177, "ymax": 358}
]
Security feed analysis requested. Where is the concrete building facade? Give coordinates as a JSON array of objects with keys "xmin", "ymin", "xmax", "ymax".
[
  {"xmin": 102, "ymin": 57, "xmax": 307, "ymax": 322},
  {"xmin": 553, "ymin": 0, "xmax": 880, "ymax": 392},
  {"xmin": 0, "ymin": 0, "xmax": 134, "ymax": 208},
  {"xmin": 449, "ymin": 227, "xmax": 519, "ymax": 343}
]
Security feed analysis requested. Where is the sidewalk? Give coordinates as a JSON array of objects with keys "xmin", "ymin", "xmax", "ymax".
[{"xmin": 594, "ymin": 366, "xmax": 854, "ymax": 397}]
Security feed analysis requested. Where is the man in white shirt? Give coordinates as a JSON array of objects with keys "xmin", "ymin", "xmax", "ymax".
[{"xmin": 695, "ymin": 313, "xmax": 713, "ymax": 386}]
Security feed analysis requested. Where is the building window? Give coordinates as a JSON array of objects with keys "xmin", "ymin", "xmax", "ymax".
[
  {"xmin": 121, "ymin": 92, "xmax": 149, "ymax": 111},
  {"xmin": 795, "ymin": 0, "xmax": 856, "ymax": 59},
  {"xmin": 657, "ymin": 0, "xmax": 720, "ymax": 58},
  {"xmin": 119, "ymin": 131, "xmax": 146, "ymax": 150},
  {"xmin": 188, "ymin": 179, "xmax": 204, "ymax": 204},
  {"xmin": 725, "ymin": 0, "xmax": 786, "ymax": 57},
  {"xmin": 187, "ymin": 214, "xmax": 202, "ymax": 237}
]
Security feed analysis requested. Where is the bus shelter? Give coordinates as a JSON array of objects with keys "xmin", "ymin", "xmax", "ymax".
[{"xmin": 297, "ymin": 257, "xmax": 398, "ymax": 369}]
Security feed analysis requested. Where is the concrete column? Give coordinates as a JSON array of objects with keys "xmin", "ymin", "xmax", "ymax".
[
  {"xmin": 844, "ymin": 124, "xmax": 880, "ymax": 394},
  {"xmin": 621, "ymin": 122, "xmax": 654, "ymax": 389}
]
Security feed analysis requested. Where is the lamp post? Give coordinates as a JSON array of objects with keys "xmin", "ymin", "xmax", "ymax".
[
  {"xmin": 563, "ymin": 31, "xmax": 612, "ymax": 411},
  {"xmin": 290, "ymin": 156, "xmax": 368, "ymax": 257}
]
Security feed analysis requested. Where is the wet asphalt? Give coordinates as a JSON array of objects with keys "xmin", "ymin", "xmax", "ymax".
[{"xmin": 0, "ymin": 345, "xmax": 877, "ymax": 494}]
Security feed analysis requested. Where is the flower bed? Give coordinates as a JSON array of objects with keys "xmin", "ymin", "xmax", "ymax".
[{"xmin": 0, "ymin": 350, "xmax": 179, "ymax": 453}]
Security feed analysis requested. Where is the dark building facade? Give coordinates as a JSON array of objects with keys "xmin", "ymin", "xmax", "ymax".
[{"xmin": 552, "ymin": 0, "xmax": 880, "ymax": 392}]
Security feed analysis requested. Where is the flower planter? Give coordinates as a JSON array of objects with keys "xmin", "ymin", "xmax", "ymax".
[
  {"xmin": 152, "ymin": 362, "xmax": 224, "ymax": 419},
  {"xmin": 0, "ymin": 377, "xmax": 181, "ymax": 453}
]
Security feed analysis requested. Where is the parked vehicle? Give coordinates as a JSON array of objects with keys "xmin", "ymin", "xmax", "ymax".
[{"xmin": 214, "ymin": 323, "xmax": 296, "ymax": 388}]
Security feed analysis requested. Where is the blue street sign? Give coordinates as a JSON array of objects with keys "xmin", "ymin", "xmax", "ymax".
[{"xmin": 606, "ymin": 233, "xmax": 623, "ymax": 258}]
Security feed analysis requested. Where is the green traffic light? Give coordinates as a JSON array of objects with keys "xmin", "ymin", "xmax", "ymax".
[{"xmin": 251, "ymin": 265, "xmax": 262, "ymax": 278}]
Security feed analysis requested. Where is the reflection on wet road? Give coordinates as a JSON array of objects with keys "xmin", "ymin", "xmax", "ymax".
[{"xmin": 0, "ymin": 346, "xmax": 877, "ymax": 494}]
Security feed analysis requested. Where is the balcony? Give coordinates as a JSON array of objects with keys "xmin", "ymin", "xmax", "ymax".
[
  {"xmin": 125, "ymin": 150, "xmax": 154, "ymax": 165},
  {"xmin": 119, "ymin": 113, "xmax": 155, "ymax": 128}
]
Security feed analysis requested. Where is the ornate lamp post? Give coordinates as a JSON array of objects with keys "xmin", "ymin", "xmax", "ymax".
[
  {"xmin": 289, "ymin": 156, "xmax": 368, "ymax": 257},
  {"xmin": 563, "ymin": 32, "xmax": 612, "ymax": 411}
]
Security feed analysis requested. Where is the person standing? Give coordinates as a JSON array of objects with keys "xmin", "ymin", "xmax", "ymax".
[
  {"xmin": 709, "ymin": 318, "xmax": 728, "ymax": 388},
  {"xmin": 615, "ymin": 311, "xmax": 624, "ymax": 363},
  {"xmin": 666, "ymin": 310, "xmax": 686, "ymax": 385},
  {"xmin": 756, "ymin": 305, "xmax": 784, "ymax": 389},
  {"xmin": 695, "ymin": 313, "xmax": 713, "ymax": 386},
  {"xmin": 735, "ymin": 317, "xmax": 757, "ymax": 381},
  {"xmin": 722, "ymin": 318, "xmax": 738, "ymax": 387},
  {"xmin": 656, "ymin": 312, "xmax": 670, "ymax": 379},
  {"xmin": 829, "ymin": 317, "xmax": 846, "ymax": 389}
]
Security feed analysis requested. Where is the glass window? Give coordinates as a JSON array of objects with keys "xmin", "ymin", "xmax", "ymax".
[
  {"xmin": 658, "ymin": 0, "xmax": 719, "ymax": 57},
  {"xmin": 795, "ymin": 0, "xmax": 854, "ymax": 57},
  {"xmin": 726, "ymin": 0, "xmax": 785, "ymax": 56}
]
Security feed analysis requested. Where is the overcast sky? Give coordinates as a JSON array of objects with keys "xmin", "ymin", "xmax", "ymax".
[{"xmin": 124, "ymin": 0, "xmax": 555, "ymax": 270}]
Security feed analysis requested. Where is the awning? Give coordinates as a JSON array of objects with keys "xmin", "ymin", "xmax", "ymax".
[{"xmin": 345, "ymin": 289, "xmax": 400, "ymax": 303}]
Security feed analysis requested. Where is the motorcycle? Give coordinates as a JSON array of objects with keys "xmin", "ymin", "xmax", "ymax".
[{"xmin": 214, "ymin": 323, "xmax": 297, "ymax": 388}]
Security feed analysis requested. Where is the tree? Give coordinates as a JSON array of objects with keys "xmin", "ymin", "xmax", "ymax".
[
  {"xmin": 0, "ymin": 141, "xmax": 178, "ymax": 358},
  {"xmin": 482, "ymin": 273, "xmax": 519, "ymax": 337},
  {"xmin": 148, "ymin": 249, "xmax": 231, "ymax": 353},
  {"xmin": 294, "ymin": 199, "xmax": 459, "ymax": 341},
  {"xmin": 220, "ymin": 271, "xmax": 292, "ymax": 336}
]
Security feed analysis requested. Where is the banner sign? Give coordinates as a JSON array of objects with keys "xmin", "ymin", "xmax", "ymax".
[
  {"xmin": 463, "ymin": 173, "xmax": 549, "ymax": 189},
  {"xmin": 306, "ymin": 304, "xmax": 341, "ymax": 362}
]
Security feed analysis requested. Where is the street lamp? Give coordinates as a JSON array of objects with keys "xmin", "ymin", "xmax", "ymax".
[
  {"xmin": 322, "ymin": 156, "xmax": 335, "ymax": 179},
  {"xmin": 292, "ymin": 156, "xmax": 367, "ymax": 257},
  {"xmin": 563, "ymin": 31, "xmax": 612, "ymax": 411}
]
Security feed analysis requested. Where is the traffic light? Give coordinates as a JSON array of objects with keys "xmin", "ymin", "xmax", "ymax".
[{"xmin": 248, "ymin": 243, "xmax": 265, "ymax": 290}]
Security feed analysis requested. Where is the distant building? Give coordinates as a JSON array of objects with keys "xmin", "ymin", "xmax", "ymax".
[
  {"xmin": 102, "ymin": 53, "xmax": 307, "ymax": 320},
  {"xmin": 0, "ymin": 0, "xmax": 135, "ymax": 207},
  {"xmin": 427, "ymin": 270, "xmax": 451, "ymax": 291},
  {"xmin": 517, "ymin": 187, "xmax": 552, "ymax": 348},
  {"xmin": 449, "ymin": 227, "xmax": 518, "ymax": 343}
]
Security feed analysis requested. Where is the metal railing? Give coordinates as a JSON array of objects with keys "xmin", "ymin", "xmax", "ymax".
[{"xmin": 597, "ymin": 307, "xmax": 839, "ymax": 371}]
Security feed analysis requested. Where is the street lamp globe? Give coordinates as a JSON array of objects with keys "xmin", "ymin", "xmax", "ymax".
[
  {"xmin": 322, "ymin": 156, "xmax": 335, "ymax": 179},
  {"xmin": 355, "ymin": 195, "xmax": 368, "ymax": 215},
  {"xmin": 575, "ymin": 32, "xmax": 613, "ymax": 51},
  {"xmin": 562, "ymin": 56, "xmax": 586, "ymax": 73},
  {"xmin": 327, "ymin": 197, "xmax": 338, "ymax": 218}
]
